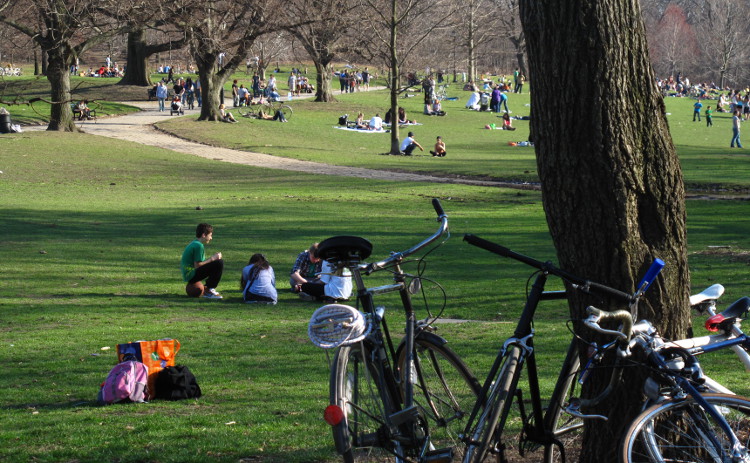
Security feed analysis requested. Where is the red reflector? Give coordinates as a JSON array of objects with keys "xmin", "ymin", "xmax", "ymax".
[
  {"xmin": 705, "ymin": 314, "xmax": 725, "ymax": 332},
  {"xmin": 324, "ymin": 405, "xmax": 345, "ymax": 426}
]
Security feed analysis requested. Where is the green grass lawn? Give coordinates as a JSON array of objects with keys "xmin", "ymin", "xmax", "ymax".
[
  {"xmin": 1, "ymin": 74, "xmax": 750, "ymax": 462},
  {"xmin": 153, "ymin": 87, "xmax": 750, "ymax": 191}
]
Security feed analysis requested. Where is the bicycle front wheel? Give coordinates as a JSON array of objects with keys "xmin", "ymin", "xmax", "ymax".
[
  {"xmin": 542, "ymin": 341, "xmax": 583, "ymax": 463},
  {"xmin": 463, "ymin": 346, "xmax": 524, "ymax": 463},
  {"xmin": 330, "ymin": 343, "xmax": 395, "ymax": 463},
  {"xmin": 620, "ymin": 393, "xmax": 750, "ymax": 463},
  {"xmin": 396, "ymin": 335, "xmax": 480, "ymax": 458}
]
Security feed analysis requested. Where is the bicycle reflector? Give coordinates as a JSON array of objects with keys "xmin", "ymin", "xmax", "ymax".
[
  {"xmin": 324, "ymin": 405, "xmax": 345, "ymax": 426},
  {"xmin": 705, "ymin": 314, "xmax": 726, "ymax": 332}
]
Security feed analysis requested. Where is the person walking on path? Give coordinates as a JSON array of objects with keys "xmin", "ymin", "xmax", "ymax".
[
  {"xmin": 731, "ymin": 110, "xmax": 743, "ymax": 148},
  {"xmin": 156, "ymin": 82, "xmax": 168, "ymax": 112}
]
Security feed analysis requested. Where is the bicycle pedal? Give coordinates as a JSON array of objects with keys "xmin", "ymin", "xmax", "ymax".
[{"xmin": 423, "ymin": 447, "xmax": 453, "ymax": 463}]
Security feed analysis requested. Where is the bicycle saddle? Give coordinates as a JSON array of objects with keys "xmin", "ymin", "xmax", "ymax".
[
  {"xmin": 317, "ymin": 236, "xmax": 373, "ymax": 262},
  {"xmin": 705, "ymin": 296, "xmax": 750, "ymax": 332},
  {"xmin": 689, "ymin": 284, "xmax": 725, "ymax": 307}
]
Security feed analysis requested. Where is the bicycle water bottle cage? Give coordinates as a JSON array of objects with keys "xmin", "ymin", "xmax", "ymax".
[
  {"xmin": 317, "ymin": 236, "xmax": 373, "ymax": 263},
  {"xmin": 705, "ymin": 297, "xmax": 750, "ymax": 332}
]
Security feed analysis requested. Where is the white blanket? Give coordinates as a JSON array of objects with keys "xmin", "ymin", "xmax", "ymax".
[{"xmin": 333, "ymin": 126, "xmax": 387, "ymax": 133}]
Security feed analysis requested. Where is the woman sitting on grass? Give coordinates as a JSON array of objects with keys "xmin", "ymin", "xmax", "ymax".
[
  {"xmin": 241, "ymin": 253, "xmax": 277, "ymax": 304},
  {"xmin": 219, "ymin": 104, "xmax": 237, "ymax": 123}
]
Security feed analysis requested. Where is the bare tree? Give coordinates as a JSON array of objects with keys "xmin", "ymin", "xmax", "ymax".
[
  {"xmin": 0, "ymin": 0, "xmax": 125, "ymax": 131},
  {"xmin": 519, "ymin": 0, "xmax": 691, "ymax": 461},
  {"xmin": 119, "ymin": 20, "xmax": 187, "ymax": 86},
  {"xmin": 176, "ymin": 0, "xmax": 289, "ymax": 121},
  {"xmin": 459, "ymin": 0, "xmax": 501, "ymax": 82},
  {"xmin": 360, "ymin": 0, "xmax": 454, "ymax": 154},
  {"xmin": 250, "ymin": 32, "xmax": 291, "ymax": 81},
  {"xmin": 648, "ymin": 3, "xmax": 699, "ymax": 78},
  {"xmin": 286, "ymin": 0, "xmax": 360, "ymax": 102},
  {"xmin": 688, "ymin": 0, "xmax": 750, "ymax": 88}
]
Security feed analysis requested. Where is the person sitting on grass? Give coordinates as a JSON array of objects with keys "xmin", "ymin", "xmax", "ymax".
[
  {"xmin": 400, "ymin": 131, "xmax": 424, "ymax": 156},
  {"xmin": 430, "ymin": 136, "xmax": 447, "ymax": 157},
  {"xmin": 398, "ymin": 107, "xmax": 416, "ymax": 124},
  {"xmin": 290, "ymin": 243, "xmax": 323, "ymax": 301},
  {"xmin": 181, "ymin": 223, "xmax": 224, "ymax": 299},
  {"xmin": 354, "ymin": 112, "xmax": 368, "ymax": 129},
  {"xmin": 241, "ymin": 253, "xmax": 277, "ymax": 304},
  {"xmin": 368, "ymin": 113, "xmax": 383, "ymax": 130},
  {"xmin": 219, "ymin": 104, "xmax": 237, "ymax": 123},
  {"xmin": 501, "ymin": 112, "xmax": 517, "ymax": 130}
]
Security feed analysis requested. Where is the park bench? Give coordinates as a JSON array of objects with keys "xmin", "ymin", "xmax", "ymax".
[{"xmin": 71, "ymin": 103, "xmax": 97, "ymax": 122}]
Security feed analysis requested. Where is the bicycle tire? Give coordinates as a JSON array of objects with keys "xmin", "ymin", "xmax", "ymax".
[
  {"xmin": 395, "ymin": 334, "xmax": 480, "ymax": 458},
  {"xmin": 463, "ymin": 346, "xmax": 524, "ymax": 463},
  {"xmin": 542, "ymin": 341, "xmax": 583, "ymax": 463},
  {"xmin": 620, "ymin": 393, "xmax": 750, "ymax": 463},
  {"xmin": 279, "ymin": 104, "xmax": 293, "ymax": 120},
  {"xmin": 330, "ymin": 343, "xmax": 395, "ymax": 463}
]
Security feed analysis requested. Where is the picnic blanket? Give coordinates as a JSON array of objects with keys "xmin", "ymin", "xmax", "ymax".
[
  {"xmin": 383, "ymin": 122, "xmax": 423, "ymax": 127},
  {"xmin": 333, "ymin": 126, "xmax": 388, "ymax": 133}
]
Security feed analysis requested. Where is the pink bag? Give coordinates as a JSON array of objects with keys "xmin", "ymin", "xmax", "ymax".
[{"xmin": 98, "ymin": 360, "xmax": 149, "ymax": 404}]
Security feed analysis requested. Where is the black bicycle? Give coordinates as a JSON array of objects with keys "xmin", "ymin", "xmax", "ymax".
[
  {"xmin": 460, "ymin": 234, "xmax": 664, "ymax": 463},
  {"xmin": 309, "ymin": 200, "xmax": 480, "ymax": 463}
]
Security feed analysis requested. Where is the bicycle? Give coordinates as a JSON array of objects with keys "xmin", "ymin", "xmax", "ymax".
[
  {"xmin": 460, "ymin": 234, "xmax": 664, "ymax": 463},
  {"xmin": 309, "ymin": 199, "xmax": 481, "ymax": 463},
  {"xmin": 582, "ymin": 304, "xmax": 750, "ymax": 462}
]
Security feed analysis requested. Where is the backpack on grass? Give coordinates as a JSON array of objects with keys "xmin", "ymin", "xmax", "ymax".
[
  {"xmin": 98, "ymin": 360, "xmax": 149, "ymax": 405},
  {"xmin": 154, "ymin": 365, "xmax": 202, "ymax": 400}
]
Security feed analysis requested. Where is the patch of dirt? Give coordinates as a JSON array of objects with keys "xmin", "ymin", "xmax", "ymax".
[{"xmin": 691, "ymin": 246, "xmax": 750, "ymax": 264}]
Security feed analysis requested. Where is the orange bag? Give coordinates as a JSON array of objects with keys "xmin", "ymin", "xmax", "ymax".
[{"xmin": 117, "ymin": 339, "xmax": 181, "ymax": 396}]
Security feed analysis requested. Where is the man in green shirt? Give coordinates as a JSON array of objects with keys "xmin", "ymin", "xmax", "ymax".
[{"xmin": 181, "ymin": 223, "xmax": 224, "ymax": 299}]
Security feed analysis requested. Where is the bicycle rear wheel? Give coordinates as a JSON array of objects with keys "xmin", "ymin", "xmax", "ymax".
[
  {"xmin": 278, "ymin": 104, "xmax": 293, "ymax": 120},
  {"xmin": 396, "ymin": 334, "xmax": 480, "ymax": 459},
  {"xmin": 463, "ymin": 346, "xmax": 524, "ymax": 463},
  {"xmin": 330, "ymin": 343, "xmax": 396, "ymax": 463},
  {"xmin": 620, "ymin": 393, "xmax": 750, "ymax": 463}
]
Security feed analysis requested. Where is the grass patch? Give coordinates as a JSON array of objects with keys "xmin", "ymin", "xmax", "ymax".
[{"xmin": 1, "ymin": 84, "xmax": 750, "ymax": 462}]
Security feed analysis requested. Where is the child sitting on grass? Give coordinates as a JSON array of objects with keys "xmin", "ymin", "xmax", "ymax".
[{"xmin": 430, "ymin": 136, "xmax": 447, "ymax": 157}]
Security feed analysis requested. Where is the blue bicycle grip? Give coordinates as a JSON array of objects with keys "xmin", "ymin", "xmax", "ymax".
[{"xmin": 637, "ymin": 258, "xmax": 665, "ymax": 294}]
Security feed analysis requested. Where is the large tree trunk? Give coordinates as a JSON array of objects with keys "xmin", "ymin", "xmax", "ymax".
[
  {"xmin": 194, "ymin": 52, "xmax": 230, "ymax": 121},
  {"xmin": 519, "ymin": 0, "xmax": 691, "ymax": 460},
  {"xmin": 46, "ymin": 47, "xmax": 78, "ymax": 132},
  {"xmin": 314, "ymin": 60, "xmax": 336, "ymax": 102},
  {"xmin": 119, "ymin": 27, "xmax": 152, "ymax": 86}
]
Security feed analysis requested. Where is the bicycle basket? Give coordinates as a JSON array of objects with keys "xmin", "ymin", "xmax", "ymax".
[{"xmin": 308, "ymin": 304, "xmax": 371, "ymax": 349}]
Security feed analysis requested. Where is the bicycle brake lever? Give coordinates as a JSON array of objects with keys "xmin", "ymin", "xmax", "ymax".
[{"xmin": 564, "ymin": 397, "xmax": 608, "ymax": 421}]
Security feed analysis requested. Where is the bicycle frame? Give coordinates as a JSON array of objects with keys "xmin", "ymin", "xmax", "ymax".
[
  {"xmin": 324, "ymin": 199, "xmax": 455, "ymax": 462},
  {"xmin": 461, "ymin": 269, "xmax": 574, "ymax": 453}
]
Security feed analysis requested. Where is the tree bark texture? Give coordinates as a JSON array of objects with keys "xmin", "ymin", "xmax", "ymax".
[
  {"xmin": 314, "ymin": 61, "xmax": 336, "ymax": 102},
  {"xmin": 519, "ymin": 0, "xmax": 691, "ymax": 460},
  {"xmin": 46, "ymin": 47, "xmax": 78, "ymax": 132},
  {"xmin": 119, "ymin": 27, "xmax": 152, "ymax": 86}
]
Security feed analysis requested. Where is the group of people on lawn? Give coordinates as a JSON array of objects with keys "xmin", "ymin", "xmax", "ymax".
[{"xmin": 180, "ymin": 224, "xmax": 352, "ymax": 305}]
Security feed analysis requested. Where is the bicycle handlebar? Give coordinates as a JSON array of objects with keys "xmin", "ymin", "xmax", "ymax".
[
  {"xmin": 365, "ymin": 199, "xmax": 449, "ymax": 275},
  {"xmin": 463, "ymin": 234, "xmax": 634, "ymax": 303},
  {"xmin": 583, "ymin": 307, "xmax": 634, "ymax": 342}
]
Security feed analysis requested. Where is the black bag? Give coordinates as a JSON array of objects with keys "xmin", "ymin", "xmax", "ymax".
[
  {"xmin": 154, "ymin": 365, "xmax": 202, "ymax": 400},
  {"xmin": 338, "ymin": 114, "xmax": 348, "ymax": 125}
]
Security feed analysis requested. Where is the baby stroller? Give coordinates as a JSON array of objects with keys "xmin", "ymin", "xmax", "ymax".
[{"xmin": 170, "ymin": 96, "xmax": 184, "ymax": 115}]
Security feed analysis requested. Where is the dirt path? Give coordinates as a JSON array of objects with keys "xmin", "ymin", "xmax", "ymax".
[{"xmin": 48, "ymin": 101, "xmax": 531, "ymax": 188}]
